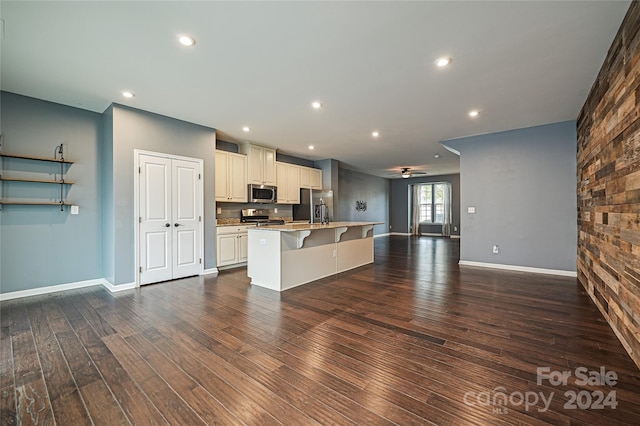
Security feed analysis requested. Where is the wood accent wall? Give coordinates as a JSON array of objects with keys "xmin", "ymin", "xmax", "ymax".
[{"xmin": 577, "ymin": 1, "xmax": 640, "ymax": 368}]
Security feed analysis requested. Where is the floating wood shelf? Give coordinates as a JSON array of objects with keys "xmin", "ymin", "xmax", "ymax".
[
  {"xmin": 0, "ymin": 177, "xmax": 75, "ymax": 184},
  {"xmin": 0, "ymin": 201, "xmax": 72, "ymax": 206},
  {"xmin": 0, "ymin": 143, "xmax": 74, "ymax": 211},
  {"xmin": 0, "ymin": 153, "xmax": 74, "ymax": 164}
]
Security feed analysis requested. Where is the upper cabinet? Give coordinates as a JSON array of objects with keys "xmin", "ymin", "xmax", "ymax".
[
  {"xmin": 239, "ymin": 144, "xmax": 276, "ymax": 186},
  {"xmin": 276, "ymin": 162, "xmax": 300, "ymax": 204},
  {"xmin": 309, "ymin": 168, "xmax": 322, "ymax": 190},
  {"xmin": 299, "ymin": 165, "xmax": 322, "ymax": 190},
  {"xmin": 215, "ymin": 150, "xmax": 247, "ymax": 202}
]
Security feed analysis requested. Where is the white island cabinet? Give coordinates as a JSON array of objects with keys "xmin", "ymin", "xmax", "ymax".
[{"xmin": 247, "ymin": 222, "xmax": 381, "ymax": 291}]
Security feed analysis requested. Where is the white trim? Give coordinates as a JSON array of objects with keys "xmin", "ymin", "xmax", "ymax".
[
  {"xmin": 450, "ymin": 235, "xmax": 461, "ymax": 239},
  {"xmin": 203, "ymin": 268, "xmax": 219, "ymax": 275},
  {"xmin": 102, "ymin": 280, "xmax": 136, "ymax": 292},
  {"xmin": 458, "ymin": 260, "xmax": 577, "ymax": 277},
  {"xmin": 134, "ymin": 150, "xmax": 141, "ymax": 287},
  {"xmin": 390, "ymin": 232, "xmax": 412, "ymax": 236},
  {"xmin": 0, "ymin": 278, "xmax": 105, "ymax": 301},
  {"xmin": 373, "ymin": 233, "xmax": 391, "ymax": 238},
  {"xmin": 420, "ymin": 232, "xmax": 442, "ymax": 237}
]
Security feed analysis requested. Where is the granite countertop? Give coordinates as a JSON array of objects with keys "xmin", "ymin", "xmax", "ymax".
[{"xmin": 248, "ymin": 221, "xmax": 383, "ymax": 232}]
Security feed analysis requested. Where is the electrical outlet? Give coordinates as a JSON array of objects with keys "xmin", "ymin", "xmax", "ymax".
[
  {"xmin": 71, "ymin": 205, "xmax": 79, "ymax": 215},
  {"xmin": 274, "ymin": 208, "xmax": 278, "ymax": 213},
  {"xmin": 467, "ymin": 206, "xmax": 476, "ymax": 214},
  {"xmin": 454, "ymin": 226, "xmax": 458, "ymax": 232},
  {"xmin": 216, "ymin": 207, "xmax": 222, "ymax": 214},
  {"xmin": 493, "ymin": 245, "xmax": 500, "ymax": 254}
]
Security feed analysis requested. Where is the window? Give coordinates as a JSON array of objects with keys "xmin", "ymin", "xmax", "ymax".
[{"xmin": 418, "ymin": 183, "xmax": 446, "ymax": 223}]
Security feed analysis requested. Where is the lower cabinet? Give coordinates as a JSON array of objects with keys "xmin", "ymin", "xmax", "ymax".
[{"xmin": 217, "ymin": 225, "xmax": 250, "ymax": 267}]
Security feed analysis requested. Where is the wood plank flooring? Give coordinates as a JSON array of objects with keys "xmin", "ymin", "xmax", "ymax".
[{"xmin": 2, "ymin": 236, "xmax": 640, "ymax": 425}]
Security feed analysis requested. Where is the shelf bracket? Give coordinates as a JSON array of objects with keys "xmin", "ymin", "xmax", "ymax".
[
  {"xmin": 297, "ymin": 230, "xmax": 311, "ymax": 249},
  {"xmin": 362, "ymin": 225, "xmax": 374, "ymax": 239},
  {"xmin": 336, "ymin": 227, "xmax": 348, "ymax": 242}
]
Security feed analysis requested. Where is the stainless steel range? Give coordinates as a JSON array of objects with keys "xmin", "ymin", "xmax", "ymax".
[{"xmin": 240, "ymin": 209, "xmax": 285, "ymax": 226}]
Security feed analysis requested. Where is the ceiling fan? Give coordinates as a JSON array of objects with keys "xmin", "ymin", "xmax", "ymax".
[{"xmin": 388, "ymin": 167, "xmax": 428, "ymax": 179}]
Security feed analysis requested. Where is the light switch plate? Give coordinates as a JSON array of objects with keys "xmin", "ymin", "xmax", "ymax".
[{"xmin": 71, "ymin": 205, "xmax": 79, "ymax": 215}]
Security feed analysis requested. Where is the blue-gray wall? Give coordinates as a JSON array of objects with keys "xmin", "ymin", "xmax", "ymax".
[
  {"xmin": 276, "ymin": 152, "xmax": 314, "ymax": 168},
  {"xmin": 338, "ymin": 168, "xmax": 390, "ymax": 235},
  {"xmin": 1, "ymin": 92, "xmax": 103, "ymax": 292},
  {"xmin": 314, "ymin": 159, "xmax": 340, "ymax": 215},
  {"xmin": 443, "ymin": 120, "xmax": 577, "ymax": 272},
  {"xmin": 107, "ymin": 105, "xmax": 217, "ymax": 285},
  {"xmin": 390, "ymin": 173, "xmax": 461, "ymax": 236},
  {"xmin": 102, "ymin": 105, "xmax": 114, "ymax": 284}
]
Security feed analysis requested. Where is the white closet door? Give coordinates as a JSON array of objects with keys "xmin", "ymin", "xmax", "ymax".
[
  {"xmin": 172, "ymin": 159, "xmax": 201, "ymax": 279},
  {"xmin": 139, "ymin": 154, "xmax": 173, "ymax": 284},
  {"xmin": 138, "ymin": 152, "xmax": 202, "ymax": 286}
]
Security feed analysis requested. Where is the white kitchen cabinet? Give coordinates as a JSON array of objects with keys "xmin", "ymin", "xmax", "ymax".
[
  {"xmin": 299, "ymin": 167, "xmax": 310, "ymax": 188},
  {"xmin": 215, "ymin": 150, "xmax": 247, "ymax": 202},
  {"xmin": 298, "ymin": 166, "xmax": 323, "ymax": 190},
  {"xmin": 240, "ymin": 144, "xmax": 276, "ymax": 186},
  {"xmin": 310, "ymin": 168, "xmax": 322, "ymax": 189},
  {"xmin": 217, "ymin": 225, "xmax": 251, "ymax": 267},
  {"xmin": 276, "ymin": 162, "xmax": 300, "ymax": 204}
]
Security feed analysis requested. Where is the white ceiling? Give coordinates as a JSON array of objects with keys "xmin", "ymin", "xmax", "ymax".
[{"xmin": 1, "ymin": 1, "xmax": 630, "ymax": 178}]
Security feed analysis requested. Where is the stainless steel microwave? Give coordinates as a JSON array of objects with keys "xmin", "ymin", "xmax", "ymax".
[{"xmin": 249, "ymin": 184, "xmax": 277, "ymax": 204}]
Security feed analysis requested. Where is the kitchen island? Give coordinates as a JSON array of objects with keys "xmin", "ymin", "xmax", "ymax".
[{"xmin": 247, "ymin": 222, "xmax": 382, "ymax": 291}]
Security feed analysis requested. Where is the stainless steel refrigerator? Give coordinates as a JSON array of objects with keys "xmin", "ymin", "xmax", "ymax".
[{"xmin": 293, "ymin": 189, "xmax": 334, "ymax": 223}]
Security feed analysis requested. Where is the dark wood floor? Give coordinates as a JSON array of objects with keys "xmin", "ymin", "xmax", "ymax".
[{"xmin": 2, "ymin": 236, "xmax": 640, "ymax": 425}]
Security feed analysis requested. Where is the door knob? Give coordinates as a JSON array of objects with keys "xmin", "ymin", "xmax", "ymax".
[
  {"xmin": 174, "ymin": 223, "xmax": 183, "ymax": 227},
  {"xmin": 165, "ymin": 223, "xmax": 171, "ymax": 227}
]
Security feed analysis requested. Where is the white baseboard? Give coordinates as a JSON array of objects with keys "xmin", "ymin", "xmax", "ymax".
[
  {"xmin": 458, "ymin": 260, "xmax": 577, "ymax": 277},
  {"xmin": 373, "ymin": 233, "xmax": 391, "ymax": 238},
  {"xmin": 0, "ymin": 269, "xmax": 225, "ymax": 301},
  {"xmin": 102, "ymin": 280, "xmax": 136, "ymax": 292},
  {"xmin": 0, "ymin": 278, "xmax": 106, "ymax": 301},
  {"xmin": 450, "ymin": 235, "xmax": 461, "ymax": 239},
  {"xmin": 389, "ymin": 233, "xmax": 459, "ymax": 238}
]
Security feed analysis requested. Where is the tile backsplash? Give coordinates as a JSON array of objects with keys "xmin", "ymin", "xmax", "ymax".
[{"xmin": 216, "ymin": 203, "xmax": 293, "ymax": 224}]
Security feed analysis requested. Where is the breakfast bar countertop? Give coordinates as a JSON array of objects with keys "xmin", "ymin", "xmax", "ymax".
[{"xmin": 248, "ymin": 221, "xmax": 383, "ymax": 232}]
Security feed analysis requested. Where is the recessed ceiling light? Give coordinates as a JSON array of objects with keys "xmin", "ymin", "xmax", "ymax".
[
  {"xmin": 178, "ymin": 35, "xmax": 196, "ymax": 46},
  {"xmin": 436, "ymin": 57, "xmax": 451, "ymax": 67},
  {"xmin": 434, "ymin": 154, "xmax": 441, "ymax": 159},
  {"xmin": 308, "ymin": 145, "xmax": 315, "ymax": 150},
  {"xmin": 122, "ymin": 91, "xmax": 135, "ymax": 98},
  {"xmin": 469, "ymin": 110, "xmax": 479, "ymax": 117},
  {"xmin": 372, "ymin": 131, "xmax": 380, "ymax": 138},
  {"xmin": 311, "ymin": 101, "xmax": 322, "ymax": 109},
  {"xmin": 242, "ymin": 126, "xmax": 251, "ymax": 132}
]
